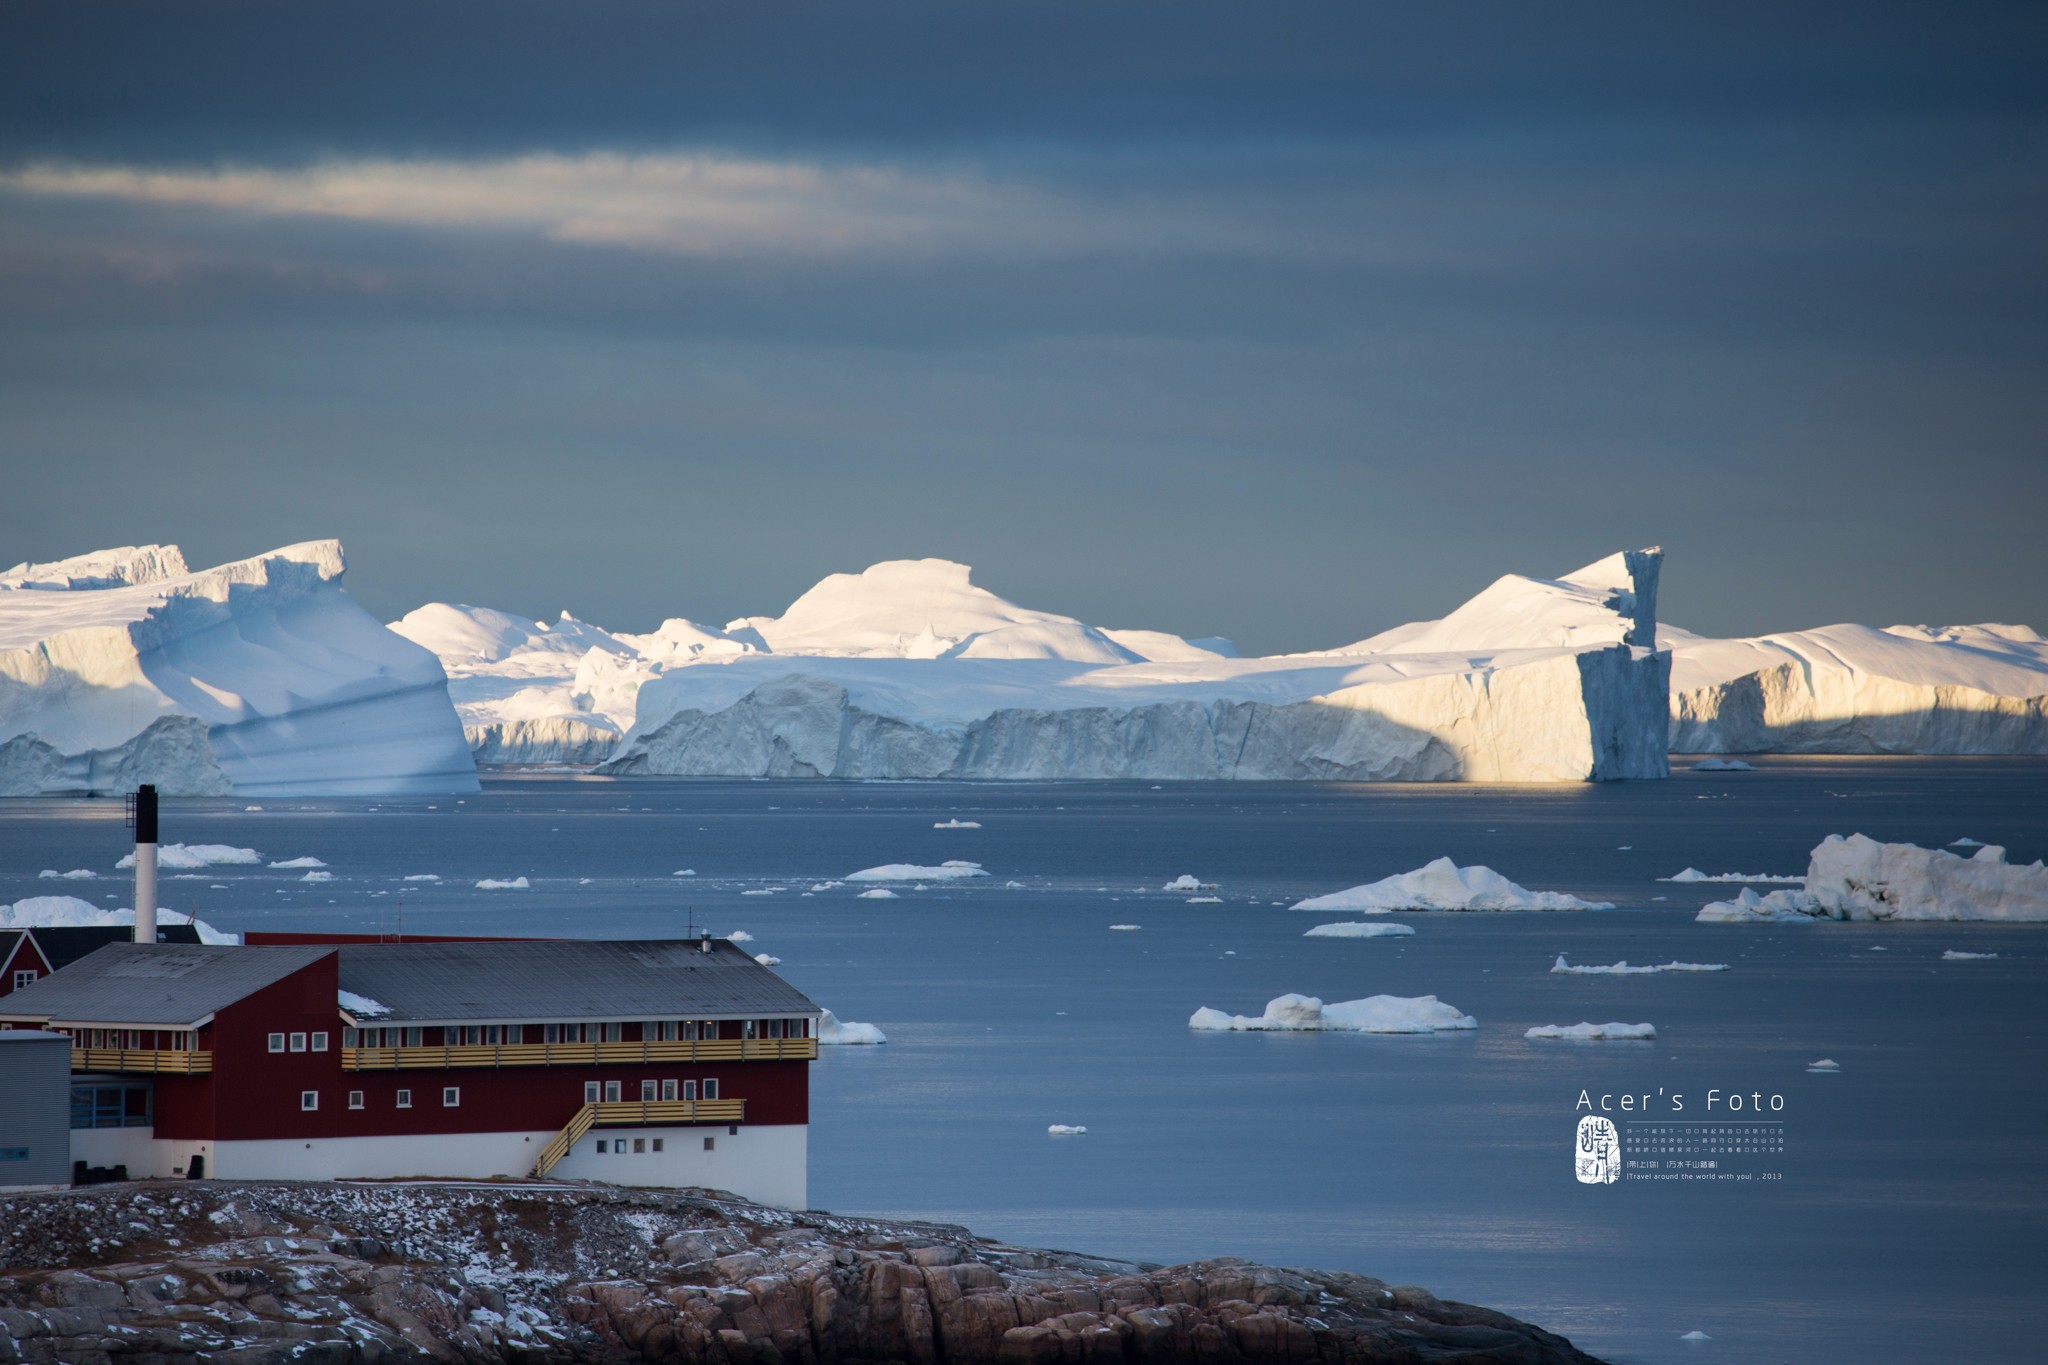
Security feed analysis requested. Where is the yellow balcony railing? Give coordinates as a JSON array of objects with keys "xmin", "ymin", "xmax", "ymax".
[
  {"xmin": 533, "ymin": 1098, "xmax": 747, "ymax": 1177},
  {"xmin": 343, "ymin": 1036, "xmax": 815, "ymax": 1072},
  {"xmin": 72, "ymin": 1048, "xmax": 212, "ymax": 1075}
]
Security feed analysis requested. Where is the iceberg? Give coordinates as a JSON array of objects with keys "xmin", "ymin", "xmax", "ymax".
[
  {"xmin": 817, "ymin": 1010, "xmax": 887, "ymax": 1045},
  {"xmin": 1304, "ymin": 922, "xmax": 1417, "ymax": 938},
  {"xmin": 475, "ymin": 877, "xmax": 531, "ymax": 890},
  {"xmin": 401, "ymin": 552, "xmax": 1669, "ymax": 780},
  {"xmin": 268, "ymin": 856, "xmax": 327, "ymax": 869},
  {"xmin": 1661, "ymin": 868, "xmax": 1803, "ymax": 884},
  {"xmin": 933, "ymin": 819, "xmax": 981, "ymax": 829},
  {"xmin": 1698, "ymin": 834, "xmax": 2048, "ymax": 923},
  {"xmin": 846, "ymin": 861, "xmax": 987, "ymax": 882},
  {"xmin": 1550, "ymin": 955, "xmax": 1727, "ymax": 974},
  {"xmin": 1189, "ymin": 992, "xmax": 1476, "ymax": 1034},
  {"xmin": 1525, "ymin": 1022, "xmax": 1657, "ymax": 1041},
  {"xmin": 1047, "ymin": 1124, "xmax": 1087, "ymax": 1136},
  {"xmin": 1667, "ymin": 621, "xmax": 2048, "ymax": 755},
  {"xmin": 118, "ymin": 843, "xmax": 261, "ymax": 870},
  {"xmin": 0, "ymin": 894, "xmax": 236, "ymax": 943},
  {"xmin": 855, "ymin": 888, "xmax": 898, "ymax": 900},
  {"xmin": 1291, "ymin": 858, "xmax": 1613, "ymax": 912},
  {"xmin": 1942, "ymin": 950, "xmax": 1998, "ymax": 960},
  {"xmin": 0, "ymin": 541, "xmax": 477, "ymax": 795}
]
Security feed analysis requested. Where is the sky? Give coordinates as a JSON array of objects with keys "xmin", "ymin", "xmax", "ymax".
[{"xmin": 2, "ymin": 1, "xmax": 2043, "ymax": 656}]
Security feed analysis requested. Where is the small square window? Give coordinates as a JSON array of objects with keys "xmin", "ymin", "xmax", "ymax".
[
  {"xmin": 633, "ymin": 1138, "xmax": 646, "ymax": 1154},
  {"xmin": 12, "ymin": 969, "xmax": 35, "ymax": 990},
  {"xmin": 300, "ymin": 1090, "xmax": 318, "ymax": 1111},
  {"xmin": 347, "ymin": 1090, "xmax": 364, "ymax": 1110},
  {"xmin": 641, "ymin": 1080, "xmax": 658, "ymax": 1101},
  {"xmin": 268, "ymin": 1033, "xmax": 285, "ymax": 1053},
  {"xmin": 441, "ymin": 1087, "xmax": 460, "ymax": 1107},
  {"xmin": 661, "ymin": 1079, "xmax": 677, "ymax": 1101},
  {"xmin": 702, "ymin": 1079, "xmax": 718, "ymax": 1100},
  {"xmin": 652, "ymin": 1138, "xmax": 664, "ymax": 1153},
  {"xmin": 289, "ymin": 1032, "xmax": 307, "ymax": 1053},
  {"xmin": 703, "ymin": 1136, "xmax": 715, "ymax": 1151},
  {"xmin": 311, "ymin": 1032, "xmax": 329, "ymax": 1052},
  {"xmin": 683, "ymin": 1080, "xmax": 697, "ymax": 1101},
  {"xmin": 596, "ymin": 1139, "xmax": 608, "ymax": 1153},
  {"xmin": 584, "ymin": 1081, "xmax": 600, "ymax": 1104},
  {"xmin": 603, "ymin": 1081, "xmax": 621, "ymax": 1103},
  {"xmin": 395, "ymin": 1088, "xmax": 412, "ymax": 1108}
]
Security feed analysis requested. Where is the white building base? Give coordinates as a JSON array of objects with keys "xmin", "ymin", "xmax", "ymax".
[{"xmin": 81, "ymin": 1124, "xmax": 808, "ymax": 1209}]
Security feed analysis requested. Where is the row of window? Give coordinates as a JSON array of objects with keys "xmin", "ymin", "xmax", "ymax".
[
  {"xmin": 593, "ymin": 1136, "xmax": 720, "ymax": 1154},
  {"xmin": 585, "ymin": 1078, "xmax": 718, "ymax": 1104},
  {"xmin": 300, "ymin": 1086, "xmax": 459, "ymax": 1111},
  {"xmin": 268, "ymin": 1031, "xmax": 329, "ymax": 1053},
  {"xmin": 72, "ymin": 1027, "xmax": 196, "ymax": 1052},
  {"xmin": 338, "ymin": 1019, "xmax": 811, "ymax": 1048}
]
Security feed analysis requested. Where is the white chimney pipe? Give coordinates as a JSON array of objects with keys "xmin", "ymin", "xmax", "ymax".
[{"xmin": 132, "ymin": 784, "xmax": 158, "ymax": 945}]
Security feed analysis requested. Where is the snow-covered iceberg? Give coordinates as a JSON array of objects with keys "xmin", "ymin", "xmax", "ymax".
[
  {"xmin": 0, "ymin": 894, "xmax": 237, "ymax": 944},
  {"xmin": 1551, "ymin": 955, "xmax": 1727, "ymax": 974},
  {"xmin": 398, "ymin": 552, "xmax": 1670, "ymax": 781},
  {"xmin": 0, "ymin": 541, "xmax": 477, "ymax": 795},
  {"xmin": 817, "ymin": 1010, "xmax": 887, "ymax": 1045},
  {"xmin": 1525, "ymin": 1022, "xmax": 1657, "ymax": 1041},
  {"xmin": 1304, "ymin": 922, "xmax": 1417, "ymax": 938},
  {"xmin": 1189, "ymin": 992, "xmax": 1476, "ymax": 1034},
  {"xmin": 846, "ymin": 861, "xmax": 986, "ymax": 882},
  {"xmin": 1291, "ymin": 859, "xmax": 1613, "ymax": 912},
  {"xmin": 1697, "ymin": 833, "xmax": 2048, "ymax": 922},
  {"xmin": 1667, "ymin": 622, "xmax": 2048, "ymax": 755}
]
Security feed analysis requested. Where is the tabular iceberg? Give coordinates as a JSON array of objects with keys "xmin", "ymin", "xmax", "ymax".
[
  {"xmin": 0, "ymin": 541, "xmax": 478, "ymax": 796},
  {"xmin": 413, "ymin": 551, "xmax": 1668, "ymax": 782}
]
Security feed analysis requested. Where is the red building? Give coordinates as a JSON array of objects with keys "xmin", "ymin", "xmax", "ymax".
[{"xmin": 0, "ymin": 935, "xmax": 820, "ymax": 1208}]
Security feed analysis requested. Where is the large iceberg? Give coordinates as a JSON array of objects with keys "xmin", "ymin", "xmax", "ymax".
[
  {"xmin": 410, "ymin": 551, "xmax": 1668, "ymax": 781},
  {"xmin": 1697, "ymin": 834, "xmax": 2048, "ymax": 923},
  {"xmin": 0, "ymin": 542, "xmax": 478, "ymax": 795},
  {"xmin": 1290, "ymin": 858, "xmax": 1613, "ymax": 912},
  {"xmin": 1666, "ymin": 622, "xmax": 2048, "ymax": 755},
  {"xmin": 1189, "ymin": 992, "xmax": 1477, "ymax": 1034}
]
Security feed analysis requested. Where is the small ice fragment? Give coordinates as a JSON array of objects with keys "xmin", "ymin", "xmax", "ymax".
[
  {"xmin": 474, "ymin": 877, "xmax": 530, "ymax": 890},
  {"xmin": 1551, "ymin": 955, "xmax": 1726, "ymax": 974},
  {"xmin": 1109, "ymin": 924, "xmax": 1141, "ymax": 931},
  {"xmin": 1679, "ymin": 1330, "xmax": 1712, "ymax": 1341},
  {"xmin": 1942, "ymin": 950, "xmax": 1999, "ymax": 960},
  {"xmin": 672, "ymin": 869, "xmax": 697, "ymax": 876},
  {"xmin": 810, "ymin": 881, "xmax": 842, "ymax": 892},
  {"xmin": 1949, "ymin": 837, "xmax": 1984, "ymax": 848},
  {"xmin": 1005, "ymin": 880, "xmax": 1025, "ymax": 889},
  {"xmin": 1047, "ymin": 1124, "xmax": 1087, "ymax": 1136},
  {"xmin": 269, "ymin": 856, "xmax": 326, "ymax": 869},
  {"xmin": 857, "ymin": 888, "xmax": 898, "ymax": 899},
  {"xmin": 1617, "ymin": 846, "xmax": 1632, "ymax": 851},
  {"xmin": 1186, "ymin": 896, "xmax": 1222, "ymax": 904},
  {"xmin": 1163, "ymin": 874, "xmax": 1215, "ymax": 891},
  {"xmin": 1807, "ymin": 1059, "xmax": 1841, "ymax": 1071},
  {"xmin": 754, "ymin": 953, "xmax": 782, "ymax": 966},
  {"xmin": 741, "ymin": 889, "xmax": 774, "ymax": 897},
  {"xmin": 934, "ymin": 819, "xmax": 981, "ymax": 829},
  {"xmin": 1525, "ymin": 1022, "xmax": 1657, "ymax": 1041},
  {"xmin": 848, "ymin": 861, "xmax": 987, "ymax": 882}
]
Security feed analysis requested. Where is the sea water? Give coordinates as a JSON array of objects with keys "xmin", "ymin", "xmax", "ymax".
[{"xmin": 3, "ymin": 757, "xmax": 2043, "ymax": 1364}]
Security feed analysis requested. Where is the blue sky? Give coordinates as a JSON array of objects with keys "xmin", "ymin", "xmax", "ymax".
[{"xmin": 2, "ymin": 1, "xmax": 2042, "ymax": 653}]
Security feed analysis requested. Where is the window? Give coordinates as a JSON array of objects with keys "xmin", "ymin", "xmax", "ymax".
[
  {"xmin": 267, "ymin": 1033, "xmax": 285, "ymax": 1053},
  {"xmin": 743, "ymin": 1019, "xmax": 758, "ymax": 1039},
  {"xmin": 661, "ymin": 1079, "xmax": 677, "ymax": 1102},
  {"xmin": 69, "ymin": 1082, "xmax": 151, "ymax": 1130},
  {"xmin": 11, "ymin": 969, "xmax": 35, "ymax": 990},
  {"xmin": 300, "ymin": 1091, "xmax": 319, "ymax": 1111},
  {"xmin": 704, "ymin": 1137, "xmax": 715, "ymax": 1151},
  {"xmin": 311, "ymin": 1032, "xmax": 329, "ymax": 1052},
  {"xmin": 614, "ymin": 1143, "xmax": 625, "ymax": 1158},
  {"xmin": 584, "ymin": 1081, "xmax": 600, "ymax": 1104},
  {"xmin": 403, "ymin": 1027, "xmax": 423, "ymax": 1048},
  {"xmin": 348, "ymin": 1090, "xmax": 364, "ymax": 1110},
  {"xmin": 682, "ymin": 1080, "xmax": 697, "ymax": 1101},
  {"xmin": 396, "ymin": 1088, "xmax": 412, "ymax": 1108},
  {"xmin": 601, "ymin": 1022, "xmax": 623, "ymax": 1043},
  {"xmin": 603, "ymin": 1081, "xmax": 621, "ymax": 1103},
  {"xmin": 633, "ymin": 1138, "xmax": 646, "ymax": 1154},
  {"xmin": 441, "ymin": 1087, "xmax": 460, "ymax": 1107},
  {"xmin": 652, "ymin": 1138, "xmax": 664, "ymax": 1153},
  {"xmin": 289, "ymin": 1032, "xmax": 307, "ymax": 1053},
  {"xmin": 702, "ymin": 1079, "xmax": 718, "ymax": 1100},
  {"xmin": 641, "ymin": 1080, "xmax": 658, "ymax": 1101},
  {"xmin": 596, "ymin": 1140, "xmax": 608, "ymax": 1153},
  {"xmin": 342, "ymin": 1027, "xmax": 358, "ymax": 1047}
]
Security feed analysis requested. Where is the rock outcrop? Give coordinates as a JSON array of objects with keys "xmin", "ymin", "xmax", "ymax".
[{"xmin": 0, "ymin": 1181, "xmax": 1604, "ymax": 1364}]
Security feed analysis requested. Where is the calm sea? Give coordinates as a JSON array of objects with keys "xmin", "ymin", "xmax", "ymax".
[{"xmin": 4, "ymin": 757, "xmax": 2044, "ymax": 1364}]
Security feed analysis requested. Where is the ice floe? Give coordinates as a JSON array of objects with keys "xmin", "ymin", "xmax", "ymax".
[
  {"xmin": 38, "ymin": 868, "xmax": 97, "ymax": 880},
  {"xmin": 1108, "ymin": 924, "xmax": 1141, "ymax": 931},
  {"xmin": 1662, "ymin": 868, "xmax": 1803, "ymax": 884},
  {"xmin": 1189, "ymin": 992, "xmax": 1475, "ymax": 1034},
  {"xmin": 754, "ymin": 953, "xmax": 781, "ymax": 966},
  {"xmin": 1185, "ymin": 896, "xmax": 1222, "ymax": 905},
  {"xmin": 1698, "ymin": 834, "xmax": 2048, "ymax": 922},
  {"xmin": 672, "ymin": 869, "xmax": 697, "ymax": 876},
  {"xmin": 1942, "ymin": 950, "xmax": 1999, "ymax": 960},
  {"xmin": 1047, "ymin": 1125, "xmax": 1087, "ymax": 1136},
  {"xmin": 847, "ymin": 861, "xmax": 987, "ymax": 882},
  {"xmin": 817, "ymin": 1010, "xmax": 887, "ymax": 1044},
  {"xmin": 117, "ymin": 843, "xmax": 260, "ymax": 870},
  {"xmin": 934, "ymin": 819, "xmax": 981, "ymax": 829},
  {"xmin": 1292, "ymin": 859, "xmax": 1612, "ymax": 913},
  {"xmin": 474, "ymin": 877, "xmax": 530, "ymax": 890},
  {"xmin": 1525, "ymin": 1022, "xmax": 1657, "ymax": 1041},
  {"xmin": 268, "ymin": 856, "xmax": 326, "ymax": 869},
  {"xmin": 337, "ymin": 990, "xmax": 391, "ymax": 1017},
  {"xmin": 1550, "ymin": 955, "xmax": 1727, "ymax": 974},
  {"xmin": 856, "ymin": 888, "xmax": 898, "ymax": 899},
  {"xmin": 1163, "ymin": 875, "xmax": 1215, "ymax": 892},
  {"xmin": 1304, "ymin": 922, "xmax": 1416, "ymax": 938},
  {"xmin": 403, "ymin": 874, "xmax": 440, "ymax": 882}
]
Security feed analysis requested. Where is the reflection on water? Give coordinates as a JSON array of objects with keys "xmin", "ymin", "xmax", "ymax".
[{"xmin": 2, "ymin": 757, "xmax": 2043, "ymax": 1365}]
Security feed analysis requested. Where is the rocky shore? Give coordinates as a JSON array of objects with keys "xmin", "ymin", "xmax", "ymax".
[{"xmin": 0, "ymin": 1181, "xmax": 1604, "ymax": 1364}]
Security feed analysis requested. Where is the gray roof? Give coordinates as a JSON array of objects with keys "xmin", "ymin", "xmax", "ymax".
[
  {"xmin": 0, "ymin": 943, "xmax": 334, "ymax": 1028},
  {"xmin": 336, "ymin": 938, "xmax": 820, "ymax": 1025}
]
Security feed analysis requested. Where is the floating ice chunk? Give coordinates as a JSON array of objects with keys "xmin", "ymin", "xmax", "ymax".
[
  {"xmin": 1293, "ymin": 858, "xmax": 1612, "ymax": 912},
  {"xmin": 1690, "ymin": 758, "xmax": 1754, "ymax": 771},
  {"xmin": 1662, "ymin": 868, "xmax": 1803, "ymax": 884},
  {"xmin": 1679, "ymin": 1330, "xmax": 1712, "ymax": 1341},
  {"xmin": 38, "ymin": 868, "xmax": 97, "ymax": 880},
  {"xmin": 1162, "ymin": 874, "xmax": 1215, "ymax": 891},
  {"xmin": 475, "ymin": 877, "xmax": 530, "ymax": 890},
  {"xmin": 1186, "ymin": 896, "xmax": 1222, "ymax": 904},
  {"xmin": 1525, "ymin": 1022, "xmax": 1657, "ymax": 1041},
  {"xmin": 1808, "ymin": 1059, "xmax": 1840, "ymax": 1071},
  {"xmin": 118, "ymin": 843, "xmax": 261, "ymax": 870},
  {"xmin": 403, "ymin": 873, "xmax": 440, "ymax": 882},
  {"xmin": 934, "ymin": 819, "xmax": 981, "ymax": 829},
  {"xmin": 847, "ymin": 861, "xmax": 987, "ymax": 882},
  {"xmin": 1304, "ymin": 922, "xmax": 1416, "ymax": 938},
  {"xmin": 1701, "ymin": 834, "xmax": 2048, "ymax": 922},
  {"xmin": 338, "ymin": 990, "xmax": 391, "ymax": 1017},
  {"xmin": 1189, "ymin": 992, "xmax": 1475, "ymax": 1034},
  {"xmin": 754, "ymin": 953, "xmax": 781, "ymax": 966},
  {"xmin": 741, "ymin": 889, "xmax": 774, "ymax": 897},
  {"xmin": 1047, "ymin": 1124, "xmax": 1087, "ymax": 1136},
  {"xmin": 300, "ymin": 870, "xmax": 333, "ymax": 883},
  {"xmin": 1551, "ymin": 955, "xmax": 1727, "ymax": 974},
  {"xmin": 1950, "ymin": 837, "xmax": 1984, "ymax": 848},
  {"xmin": 810, "ymin": 881, "xmax": 842, "ymax": 892},
  {"xmin": 0, "ymin": 896, "xmax": 236, "ymax": 943},
  {"xmin": 672, "ymin": 869, "xmax": 697, "ymax": 876},
  {"xmin": 726, "ymin": 930, "xmax": 753, "ymax": 942},
  {"xmin": 1005, "ymin": 880, "xmax": 1025, "ymax": 889},
  {"xmin": 857, "ymin": 888, "xmax": 898, "ymax": 899},
  {"xmin": 1108, "ymin": 924, "xmax": 1141, "ymax": 931},
  {"xmin": 269, "ymin": 856, "xmax": 326, "ymax": 869},
  {"xmin": 1942, "ymin": 950, "xmax": 1999, "ymax": 960},
  {"xmin": 817, "ymin": 1010, "xmax": 886, "ymax": 1044},
  {"xmin": 244, "ymin": 806, "xmax": 263, "ymax": 812}
]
